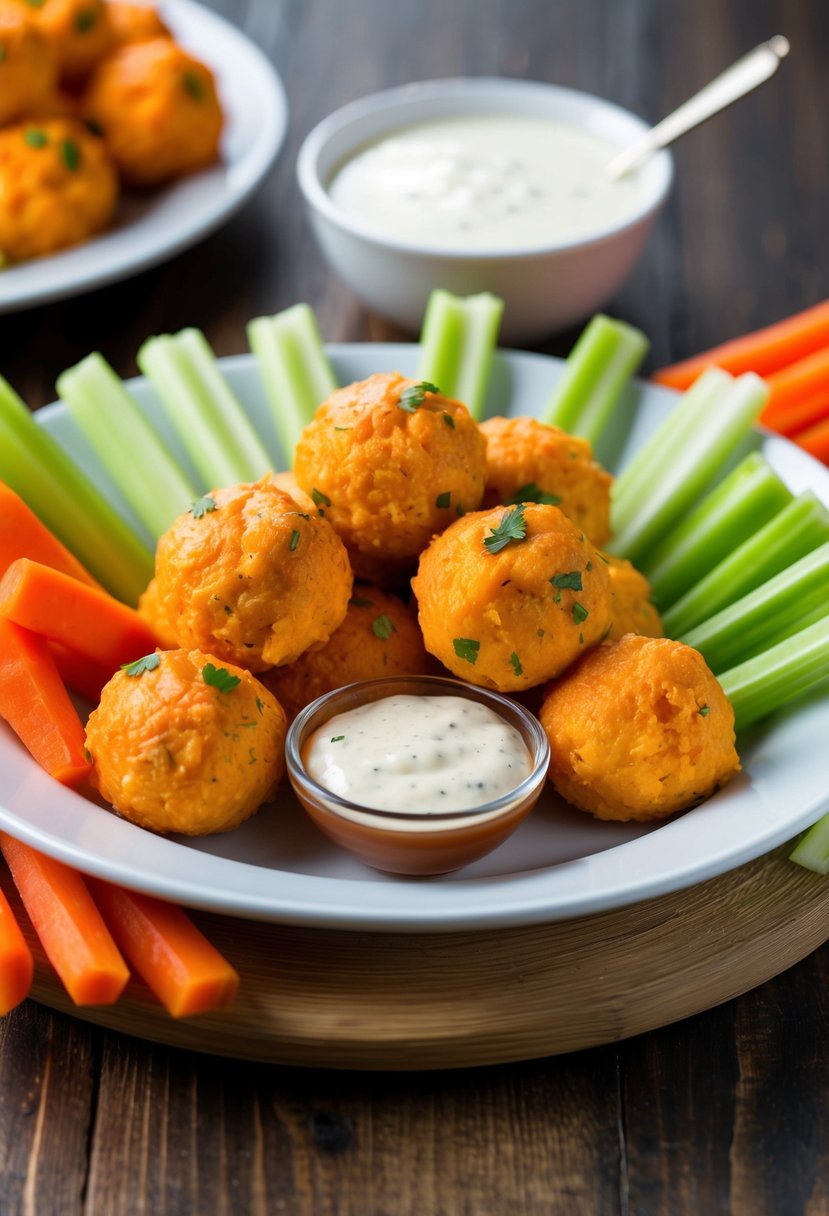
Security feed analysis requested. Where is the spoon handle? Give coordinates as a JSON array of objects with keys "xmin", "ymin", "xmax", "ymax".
[{"xmin": 606, "ymin": 35, "xmax": 790, "ymax": 180}]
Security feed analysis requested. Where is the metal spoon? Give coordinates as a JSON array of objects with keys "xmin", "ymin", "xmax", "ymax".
[{"xmin": 606, "ymin": 35, "xmax": 790, "ymax": 180}]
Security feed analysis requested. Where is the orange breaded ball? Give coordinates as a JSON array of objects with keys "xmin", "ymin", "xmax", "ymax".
[
  {"xmin": 137, "ymin": 576, "xmax": 179, "ymax": 650},
  {"xmin": 480, "ymin": 416, "xmax": 613, "ymax": 546},
  {"xmin": 606, "ymin": 555, "xmax": 663, "ymax": 640},
  {"xmin": 154, "ymin": 479, "xmax": 352, "ymax": 673},
  {"xmin": 0, "ymin": 118, "xmax": 117, "ymax": 262},
  {"xmin": 86, "ymin": 649, "xmax": 287, "ymax": 836},
  {"xmin": 261, "ymin": 586, "xmax": 434, "ymax": 720},
  {"xmin": 108, "ymin": 1, "xmax": 170, "ymax": 45},
  {"xmin": 293, "ymin": 373, "xmax": 488, "ymax": 575},
  {"xmin": 82, "ymin": 37, "xmax": 222, "ymax": 186},
  {"xmin": 412, "ymin": 503, "xmax": 613, "ymax": 692},
  {"xmin": 12, "ymin": 0, "xmax": 114, "ymax": 87},
  {"xmin": 0, "ymin": 7, "xmax": 57, "ymax": 125},
  {"xmin": 539, "ymin": 634, "xmax": 740, "ymax": 822}
]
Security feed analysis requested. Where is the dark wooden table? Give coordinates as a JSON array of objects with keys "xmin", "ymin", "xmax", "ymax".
[{"xmin": 1, "ymin": 1, "xmax": 828, "ymax": 1212}]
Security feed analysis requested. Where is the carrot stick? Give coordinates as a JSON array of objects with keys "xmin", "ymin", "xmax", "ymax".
[
  {"xmin": 0, "ymin": 480, "xmax": 99, "ymax": 587},
  {"xmin": 49, "ymin": 643, "xmax": 114, "ymax": 704},
  {"xmin": 0, "ymin": 883, "xmax": 34, "ymax": 1015},
  {"xmin": 794, "ymin": 415, "xmax": 829, "ymax": 465},
  {"xmin": 88, "ymin": 879, "xmax": 239, "ymax": 1018},
  {"xmin": 759, "ymin": 346, "xmax": 829, "ymax": 435},
  {"xmin": 653, "ymin": 300, "xmax": 829, "ymax": 389},
  {"xmin": 0, "ymin": 619, "xmax": 90, "ymax": 787},
  {"xmin": 0, "ymin": 559, "xmax": 158, "ymax": 672},
  {"xmin": 0, "ymin": 836, "xmax": 130, "ymax": 1006}
]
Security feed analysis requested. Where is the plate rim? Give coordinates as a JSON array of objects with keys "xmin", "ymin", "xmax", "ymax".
[
  {"xmin": 1, "ymin": 343, "xmax": 828, "ymax": 933},
  {"xmin": 0, "ymin": 0, "xmax": 289, "ymax": 314}
]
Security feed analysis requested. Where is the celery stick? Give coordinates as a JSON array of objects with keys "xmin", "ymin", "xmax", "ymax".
[
  {"xmin": 682, "ymin": 542, "xmax": 829, "ymax": 673},
  {"xmin": 247, "ymin": 304, "xmax": 337, "ymax": 463},
  {"xmin": 641, "ymin": 453, "xmax": 792, "ymax": 606},
  {"xmin": 542, "ymin": 314, "xmax": 648, "ymax": 443},
  {"xmin": 137, "ymin": 329, "xmax": 273, "ymax": 488},
  {"xmin": 416, "ymin": 289, "xmax": 504, "ymax": 420},
  {"xmin": 0, "ymin": 377, "xmax": 152, "ymax": 604},
  {"xmin": 611, "ymin": 368, "xmax": 733, "ymax": 536},
  {"xmin": 57, "ymin": 354, "xmax": 198, "ymax": 540},
  {"xmin": 790, "ymin": 814, "xmax": 829, "ymax": 875},
  {"xmin": 608, "ymin": 372, "xmax": 769, "ymax": 564},
  {"xmin": 662, "ymin": 492, "xmax": 829, "ymax": 637},
  {"xmin": 719, "ymin": 616, "xmax": 829, "ymax": 731}
]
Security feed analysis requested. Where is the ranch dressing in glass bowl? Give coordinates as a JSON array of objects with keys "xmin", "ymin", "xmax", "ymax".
[{"xmin": 327, "ymin": 116, "xmax": 647, "ymax": 252}]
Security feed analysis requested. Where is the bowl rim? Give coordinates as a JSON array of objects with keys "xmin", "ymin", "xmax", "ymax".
[
  {"xmin": 296, "ymin": 76, "xmax": 674, "ymax": 261},
  {"xmin": 285, "ymin": 674, "xmax": 551, "ymax": 826}
]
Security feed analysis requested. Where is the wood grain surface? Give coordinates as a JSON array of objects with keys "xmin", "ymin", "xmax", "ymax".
[{"xmin": 0, "ymin": 0, "xmax": 827, "ymax": 1213}]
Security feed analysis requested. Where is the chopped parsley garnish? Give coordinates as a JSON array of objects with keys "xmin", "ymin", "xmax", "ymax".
[
  {"xmin": 507, "ymin": 482, "xmax": 562, "ymax": 506},
  {"xmin": 61, "ymin": 138, "xmax": 80, "ymax": 172},
  {"xmin": 442, "ymin": 412, "xmax": 455, "ymax": 429},
  {"xmin": 699, "ymin": 705, "xmax": 711, "ymax": 717},
  {"xmin": 572, "ymin": 602, "xmax": 589, "ymax": 625},
  {"xmin": 0, "ymin": 48, "xmax": 5, "ymax": 64},
  {"xmin": 202, "ymin": 663, "xmax": 241, "ymax": 693},
  {"xmin": 75, "ymin": 8, "xmax": 96, "ymax": 32},
  {"xmin": 24, "ymin": 128, "xmax": 48, "ymax": 149},
  {"xmin": 537, "ymin": 628, "xmax": 545, "ymax": 638},
  {"xmin": 483, "ymin": 504, "xmax": 527, "ymax": 554},
  {"xmin": 586, "ymin": 560, "xmax": 593, "ymax": 571},
  {"xmin": 596, "ymin": 551, "xmax": 610, "ymax": 564},
  {"xmin": 509, "ymin": 652, "xmax": 523, "ymax": 676},
  {"xmin": 183, "ymin": 70, "xmax": 206, "ymax": 101},
  {"xmin": 121, "ymin": 653, "xmax": 160, "ymax": 677},
  {"xmin": 372, "ymin": 613, "xmax": 397, "ymax": 640},
  {"xmin": 453, "ymin": 637, "xmax": 480, "ymax": 665},
  {"xmin": 311, "ymin": 487, "xmax": 331, "ymax": 508},
  {"xmin": 436, "ymin": 491, "xmax": 451, "ymax": 509},
  {"xmin": 255, "ymin": 696, "xmax": 265, "ymax": 714},
  {"xmin": 289, "ymin": 529, "xmax": 300, "ymax": 551},
  {"xmin": 331, "ymin": 736, "xmax": 345, "ymax": 743},
  {"xmin": 190, "ymin": 495, "xmax": 217, "ymax": 518},
  {"xmin": 551, "ymin": 571, "xmax": 583, "ymax": 592},
  {"xmin": 398, "ymin": 381, "xmax": 440, "ymax": 412},
  {"xmin": 25, "ymin": 0, "xmax": 46, "ymax": 8},
  {"xmin": 349, "ymin": 595, "xmax": 374, "ymax": 608}
]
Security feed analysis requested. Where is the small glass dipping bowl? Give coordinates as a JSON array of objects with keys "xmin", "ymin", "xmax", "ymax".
[{"xmin": 285, "ymin": 675, "xmax": 550, "ymax": 876}]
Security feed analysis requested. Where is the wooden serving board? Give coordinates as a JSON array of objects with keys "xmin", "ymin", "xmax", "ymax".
[{"xmin": 4, "ymin": 845, "xmax": 829, "ymax": 1070}]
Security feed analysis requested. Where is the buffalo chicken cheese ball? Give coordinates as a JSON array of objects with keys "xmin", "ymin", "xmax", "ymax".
[
  {"xmin": 86, "ymin": 649, "xmax": 287, "ymax": 836},
  {"xmin": 480, "ymin": 415, "xmax": 612, "ymax": 546},
  {"xmin": 293, "ymin": 373, "xmax": 487, "ymax": 576},
  {"xmin": 12, "ymin": 0, "xmax": 114, "ymax": 87},
  {"xmin": 0, "ymin": 118, "xmax": 117, "ymax": 262},
  {"xmin": 540, "ymin": 634, "xmax": 740, "ymax": 822},
  {"xmin": 82, "ymin": 37, "xmax": 222, "ymax": 186},
  {"xmin": 154, "ymin": 479, "xmax": 352, "ymax": 673},
  {"xmin": 262, "ymin": 586, "xmax": 434, "ymax": 721},
  {"xmin": 0, "ymin": 6, "xmax": 57, "ymax": 126},
  {"xmin": 606, "ymin": 555, "xmax": 663, "ymax": 640},
  {"xmin": 413, "ymin": 503, "xmax": 613, "ymax": 692}
]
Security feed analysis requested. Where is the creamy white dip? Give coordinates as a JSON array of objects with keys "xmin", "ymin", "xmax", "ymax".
[
  {"xmin": 304, "ymin": 693, "xmax": 533, "ymax": 814},
  {"xmin": 327, "ymin": 116, "xmax": 646, "ymax": 251}
]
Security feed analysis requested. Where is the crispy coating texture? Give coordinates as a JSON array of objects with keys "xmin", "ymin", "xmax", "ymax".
[
  {"xmin": 539, "ymin": 634, "xmax": 740, "ymax": 822},
  {"xmin": 154, "ymin": 479, "xmax": 352, "ymax": 673},
  {"xmin": 108, "ymin": 1, "xmax": 170, "ymax": 45},
  {"xmin": 0, "ymin": 7, "xmax": 57, "ymax": 125},
  {"xmin": 480, "ymin": 416, "xmax": 612, "ymax": 546},
  {"xmin": 261, "ymin": 586, "xmax": 434, "ymax": 720},
  {"xmin": 13, "ymin": 0, "xmax": 114, "ymax": 86},
  {"xmin": 0, "ymin": 118, "xmax": 117, "ymax": 262},
  {"xmin": 606, "ymin": 555, "xmax": 663, "ymax": 640},
  {"xmin": 412, "ymin": 503, "xmax": 613, "ymax": 692},
  {"xmin": 82, "ymin": 37, "xmax": 222, "ymax": 186},
  {"xmin": 86, "ymin": 648, "xmax": 286, "ymax": 836},
  {"xmin": 293, "ymin": 373, "xmax": 487, "ymax": 572},
  {"xmin": 137, "ymin": 576, "xmax": 179, "ymax": 650}
]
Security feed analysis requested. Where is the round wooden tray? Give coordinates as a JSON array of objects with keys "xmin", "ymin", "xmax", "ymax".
[{"xmin": 6, "ymin": 844, "xmax": 828, "ymax": 1069}]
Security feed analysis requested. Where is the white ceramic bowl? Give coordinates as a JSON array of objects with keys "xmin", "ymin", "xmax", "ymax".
[{"xmin": 297, "ymin": 78, "xmax": 673, "ymax": 342}]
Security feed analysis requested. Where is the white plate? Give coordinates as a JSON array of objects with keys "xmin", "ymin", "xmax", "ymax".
[
  {"xmin": 1, "ymin": 345, "xmax": 828, "ymax": 932},
  {"xmin": 0, "ymin": 0, "xmax": 288, "ymax": 314}
]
